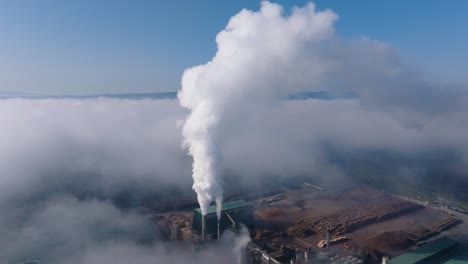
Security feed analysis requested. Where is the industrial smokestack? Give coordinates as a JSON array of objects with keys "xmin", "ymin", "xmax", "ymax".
[
  {"xmin": 326, "ymin": 227, "xmax": 330, "ymax": 249},
  {"xmin": 171, "ymin": 222, "xmax": 180, "ymax": 241},
  {"xmin": 381, "ymin": 256, "xmax": 389, "ymax": 264},
  {"xmin": 217, "ymin": 199, "xmax": 222, "ymax": 241},
  {"xmin": 201, "ymin": 215, "xmax": 206, "ymax": 241}
]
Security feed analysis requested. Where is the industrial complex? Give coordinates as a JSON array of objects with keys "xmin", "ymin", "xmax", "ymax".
[{"xmin": 142, "ymin": 183, "xmax": 468, "ymax": 264}]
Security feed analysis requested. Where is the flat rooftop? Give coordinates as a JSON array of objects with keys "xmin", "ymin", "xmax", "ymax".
[
  {"xmin": 436, "ymin": 243, "xmax": 468, "ymax": 264},
  {"xmin": 194, "ymin": 200, "xmax": 251, "ymax": 215},
  {"xmin": 389, "ymin": 237, "xmax": 465, "ymax": 264}
]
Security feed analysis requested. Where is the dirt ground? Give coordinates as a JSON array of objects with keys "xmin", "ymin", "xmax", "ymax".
[{"xmin": 252, "ymin": 185, "xmax": 464, "ymax": 257}]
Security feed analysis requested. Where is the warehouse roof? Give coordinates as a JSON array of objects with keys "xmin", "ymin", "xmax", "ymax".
[
  {"xmin": 389, "ymin": 237, "xmax": 459, "ymax": 264},
  {"xmin": 194, "ymin": 200, "xmax": 251, "ymax": 215},
  {"xmin": 440, "ymin": 244, "xmax": 468, "ymax": 264}
]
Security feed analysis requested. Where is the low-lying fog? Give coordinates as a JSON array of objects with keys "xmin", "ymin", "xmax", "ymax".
[{"xmin": 1, "ymin": 1, "xmax": 467, "ymax": 263}]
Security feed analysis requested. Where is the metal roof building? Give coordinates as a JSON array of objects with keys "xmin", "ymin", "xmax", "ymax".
[
  {"xmin": 192, "ymin": 200, "xmax": 253, "ymax": 238},
  {"xmin": 389, "ymin": 237, "xmax": 468, "ymax": 264}
]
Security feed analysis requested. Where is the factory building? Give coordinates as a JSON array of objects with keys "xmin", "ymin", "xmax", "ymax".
[
  {"xmin": 389, "ymin": 237, "xmax": 468, "ymax": 264},
  {"xmin": 192, "ymin": 200, "xmax": 253, "ymax": 238}
]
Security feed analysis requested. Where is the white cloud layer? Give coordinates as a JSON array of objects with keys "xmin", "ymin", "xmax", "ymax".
[{"xmin": 1, "ymin": 1, "xmax": 467, "ymax": 263}]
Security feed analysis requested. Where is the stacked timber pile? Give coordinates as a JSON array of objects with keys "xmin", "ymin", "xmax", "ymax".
[
  {"xmin": 414, "ymin": 217, "xmax": 461, "ymax": 241},
  {"xmin": 317, "ymin": 236, "xmax": 350, "ymax": 248},
  {"xmin": 287, "ymin": 197, "xmax": 422, "ymax": 237},
  {"xmin": 432, "ymin": 217, "xmax": 460, "ymax": 232}
]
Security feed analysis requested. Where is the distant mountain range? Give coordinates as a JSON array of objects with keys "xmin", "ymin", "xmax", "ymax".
[
  {"xmin": 0, "ymin": 91, "xmax": 355, "ymax": 100},
  {"xmin": 287, "ymin": 91, "xmax": 356, "ymax": 100},
  {"xmin": 0, "ymin": 91, "xmax": 177, "ymax": 100}
]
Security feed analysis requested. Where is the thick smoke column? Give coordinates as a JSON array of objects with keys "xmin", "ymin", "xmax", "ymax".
[{"xmin": 178, "ymin": 1, "xmax": 337, "ymax": 217}]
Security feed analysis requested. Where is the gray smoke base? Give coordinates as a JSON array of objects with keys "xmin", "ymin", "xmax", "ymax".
[
  {"xmin": 0, "ymin": 195, "xmax": 251, "ymax": 264},
  {"xmin": 233, "ymin": 226, "xmax": 251, "ymax": 264}
]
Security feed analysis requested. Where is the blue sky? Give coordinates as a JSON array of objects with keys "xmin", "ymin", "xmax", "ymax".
[{"xmin": 0, "ymin": 0, "xmax": 467, "ymax": 95}]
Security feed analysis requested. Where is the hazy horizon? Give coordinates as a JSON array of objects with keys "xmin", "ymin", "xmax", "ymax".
[{"xmin": 0, "ymin": 0, "xmax": 467, "ymax": 95}]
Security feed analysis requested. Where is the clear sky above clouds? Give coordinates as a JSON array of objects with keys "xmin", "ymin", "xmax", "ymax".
[{"xmin": 0, "ymin": 0, "xmax": 467, "ymax": 95}]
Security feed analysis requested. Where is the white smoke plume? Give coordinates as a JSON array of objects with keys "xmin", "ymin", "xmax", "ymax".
[
  {"xmin": 233, "ymin": 225, "xmax": 251, "ymax": 264},
  {"xmin": 178, "ymin": 1, "xmax": 338, "ymax": 218}
]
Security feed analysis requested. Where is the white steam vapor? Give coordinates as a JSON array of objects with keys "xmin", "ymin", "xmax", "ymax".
[
  {"xmin": 0, "ymin": 1, "xmax": 467, "ymax": 263},
  {"xmin": 178, "ymin": 1, "xmax": 338, "ymax": 217},
  {"xmin": 233, "ymin": 225, "xmax": 251, "ymax": 264}
]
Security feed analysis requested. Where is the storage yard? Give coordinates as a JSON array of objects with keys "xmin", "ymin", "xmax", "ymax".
[{"xmin": 145, "ymin": 184, "xmax": 468, "ymax": 263}]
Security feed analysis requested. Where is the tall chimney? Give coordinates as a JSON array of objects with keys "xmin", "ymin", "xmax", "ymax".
[
  {"xmin": 381, "ymin": 256, "xmax": 389, "ymax": 264},
  {"xmin": 217, "ymin": 220, "xmax": 220, "ymax": 241},
  {"xmin": 326, "ymin": 227, "xmax": 330, "ymax": 249},
  {"xmin": 171, "ymin": 222, "xmax": 179, "ymax": 241},
  {"xmin": 201, "ymin": 215, "xmax": 205, "ymax": 241}
]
